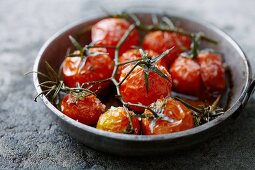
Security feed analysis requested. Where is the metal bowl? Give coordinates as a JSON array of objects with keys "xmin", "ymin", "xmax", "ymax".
[{"xmin": 33, "ymin": 10, "xmax": 255, "ymax": 156}]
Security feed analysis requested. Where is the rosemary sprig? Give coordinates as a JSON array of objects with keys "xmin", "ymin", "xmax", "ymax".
[
  {"xmin": 174, "ymin": 96, "xmax": 224, "ymax": 126},
  {"xmin": 105, "ymin": 12, "xmax": 218, "ymax": 44},
  {"xmin": 137, "ymin": 24, "xmax": 217, "ymax": 44},
  {"xmin": 140, "ymin": 98, "xmax": 176, "ymax": 132},
  {"xmin": 32, "ymin": 61, "xmax": 95, "ymax": 102},
  {"xmin": 86, "ymin": 45, "xmax": 116, "ymax": 49},
  {"xmin": 122, "ymin": 105, "xmax": 135, "ymax": 134},
  {"xmin": 68, "ymin": 36, "xmax": 88, "ymax": 73},
  {"xmin": 191, "ymin": 33, "xmax": 202, "ymax": 58}
]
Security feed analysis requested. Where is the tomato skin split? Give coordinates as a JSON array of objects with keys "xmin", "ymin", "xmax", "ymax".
[{"xmin": 142, "ymin": 98, "xmax": 194, "ymax": 135}]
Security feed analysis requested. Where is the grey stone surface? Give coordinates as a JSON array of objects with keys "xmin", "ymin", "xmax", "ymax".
[{"xmin": 0, "ymin": 0, "xmax": 255, "ymax": 169}]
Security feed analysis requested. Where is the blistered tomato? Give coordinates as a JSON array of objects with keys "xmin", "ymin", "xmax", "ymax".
[
  {"xmin": 170, "ymin": 51, "xmax": 225, "ymax": 95},
  {"xmin": 142, "ymin": 31, "xmax": 191, "ymax": 68},
  {"xmin": 170, "ymin": 56, "xmax": 202, "ymax": 95},
  {"xmin": 92, "ymin": 18, "xmax": 139, "ymax": 59},
  {"xmin": 120, "ymin": 65, "xmax": 172, "ymax": 112},
  {"xmin": 117, "ymin": 49, "xmax": 167, "ymax": 80},
  {"xmin": 142, "ymin": 98, "xmax": 194, "ymax": 135},
  {"xmin": 62, "ymin": 49, "xmax": 114, "ymax": 93},
  {"xmin": 61, "ymin": 93, "xmax": 105, "ymax": 125},
  {"xmin": 96, "ymin": 106, "xmax": 140, "ymax": 134},
  {"xmin": 196, "ymin": 52, "xmax": 226, "ymax": 92}
]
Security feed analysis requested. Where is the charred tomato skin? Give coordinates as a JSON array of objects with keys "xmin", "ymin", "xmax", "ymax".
[
  {"xmin": 62, "ymin": 50, "xmax": 114, "ymax": 93},
  {"xmin": 142, "ymin": 31, "xmax": 191, "ymax": 68},
  {"xmin": 196, "ymin": 52, "xmax": 226, "ymax": 92},
  {"xmin": 61, "ymin": 93, "xmax": 105, "ymax": 125},
  {"xmin": 91, "ymin": 18, "xmax": 139, "ymax": 59},
  {"xmin": 170, "ymin": 56, "xmax": 202, "ymax": 95},
  {"xmin": 142, "ymin": 98, "xmax": 194, "ymax": 135},
  {"xmin": 96, "ymin": 107, "xmax": 140, "ymax": 134},
  {"xmin": 120, "ymin": 65, "xmax": 172, "ymax": 112}
]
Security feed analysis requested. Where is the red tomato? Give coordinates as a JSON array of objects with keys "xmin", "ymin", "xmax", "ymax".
[
  {"xmin": 142, "ymin": 98, "xmax": 194, "ymax": 135},
  {"xmin": 96, "ymin": 107, "xmax": 140, "ymax": 134},
  {"xmin": 117, "ymin": 49, "xmax": 167, "ymax": 80},
  {"xmin": 61, "ymin": 93, "xmax": 105, "ymax": 125},
  {"xmin": 170, "ymin": 51, "xmax": 226, "ymax": 95},
  {"xmin": 170, "ymin": 56, "xmax": 202, "ymax": 95},
  {"xmin": 91, "ymin": 18, "xmax": 139, "ymax": 59},
  {"xmin": 120, "ymin": 65, "xmax": 172, "ymax": 112},
  {"xmin": 142, "ymin": 31, "xmax": 191, "ymax": 68},
  {"xmin": 196, "ymin": 52, "xmax": 226, "ymax": 92},
  {"xmin": 62, "ymin": 49, "xmax": 114, "ymax": 93}
]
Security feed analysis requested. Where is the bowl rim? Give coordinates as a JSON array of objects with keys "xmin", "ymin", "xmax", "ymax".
[{"xmin": 33, "ymin": 10, "xmax": 252, "ymax": 142}]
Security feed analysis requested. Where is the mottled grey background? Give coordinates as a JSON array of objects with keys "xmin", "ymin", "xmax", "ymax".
[{"xmin": 0, "ymin": 0, "xmax": 255, "ymax": 169}]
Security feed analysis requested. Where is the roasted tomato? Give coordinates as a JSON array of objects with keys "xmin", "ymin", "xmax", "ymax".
[
  {"xmin": 120, "ymin": 65, "xmax": 172, "ymax": 112},
  {"xmin": 61, "ymin": 93, "xmax": 105, "ymax": 125},
  {"xmin": 142, "ymin": 31, "xmax": 191, "ymax": 68},
  {"xmin": 96, "ymin": 106, "xmax": 140, "ymax": 134},
  {"xmin": 62, "ymin": 49, "xmax": 114, "ymax": 93},
  {"xmin": 196, "ymin": 52, "xmax": 226, "ymax": 92},
  {"xmin": 170, "ymin": 51, "xmax": 225, "ymax": 95},
  {"xmin": 142, "ymin": 98, "xmax": 194, "ymax": 135},
  {"xmin": 117, "ymin": 49, "xmax": 167, "ymax": 80},
  {"xmin": 170, "ymin": 56, "xmax": 202, "ymax": 95},
  {"xmin": 91, "ymin": 18, "xmax": 139, "ymax": 59}
]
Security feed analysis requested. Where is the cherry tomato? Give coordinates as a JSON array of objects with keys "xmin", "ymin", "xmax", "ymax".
[
  {"xmin": 117, "ymin": 49, "xmax": 167, "ymax": 80},
  {"xmin": 62, "ymin": 49, "xmax": 114, "ymax": 93},
  {"xmin": 196, "ymin": 52, "xmax": 226, "ymax": 92},
  {"xmin": 170, "ymin": 56, "xmax": 202, "ymax": 95},
  {"xmin": 170, "ymin": 51, "xmax": 225, "ymax": 95},
  {"xmin": 120, "ymin": 65, "xmax": 172, "ymax": 112},
  {"xmin": 91, "ymin": 18, "xmax": 139, "ymax": 59},
  {"xmin": 96, "ymin": 106, "xmax": 140, "ymax": 134},
  {"xmin": 142, "ymin": 31, "xmax": 191, "ymax": 68},
  {"xmin": 61, "ymin": 93, "xmax": 105, "ymax": 125},
  {"xmin": 142, "ymin": 98, "xmax": 194, "ymax": 135}
]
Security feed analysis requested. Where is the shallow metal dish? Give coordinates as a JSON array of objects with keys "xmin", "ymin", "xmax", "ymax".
[{"xmin": 33, "ymin": 10, "xmax": 255, "ymax": 156}]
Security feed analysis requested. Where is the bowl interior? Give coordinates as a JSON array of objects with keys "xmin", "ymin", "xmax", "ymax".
[{"xmin": 34, "ymin": 12, "xmax": 250, "ymax": 148}]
